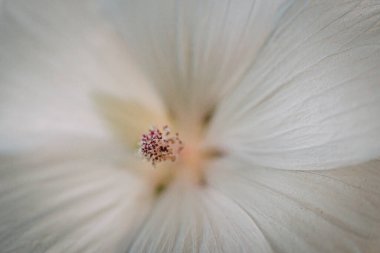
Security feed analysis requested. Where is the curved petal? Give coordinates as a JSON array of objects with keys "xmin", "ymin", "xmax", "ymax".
[
  {"xmin": 0, "ymin": 0, "xmax": 163, "ymax": 151},
  {"xmin": 104, "ymin": 0, "xmax": 289, "ymax": 127},
  {"xmin": 207, "ymin": 157, "xmax": 380, "ymax": 253},
  {"xmin": 128, "ymin": 177, "xmax": 272, "ymax": 253},
  {"xmin": 0, "ymin": 138, "xmax": 151, "ymax": 253},
  {"xmin": 208, "ymin": 0, "xmax": 380, "ymax": 170}
]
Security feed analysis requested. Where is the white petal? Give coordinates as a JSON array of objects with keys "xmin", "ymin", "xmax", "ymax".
[
  {"xmin": 0, "ymin": 0, "xmax": 163, "ymax": 151},
  {"xmin": 208, "ymin": 0, "xmax": 380, "ymax": 170},
  {"xmin": 0, "ymin": 138, "xmax": 151, "ymax": 253},
  {"xmin": 207, "ymin": 157, "xmax": 380, "ymax": 253},
  {"xmin": 128, "ymin": 178, "xmax": 272, "ymax": 253},
  {"xmin": 104, "ymin": 0, "xmax": 288, "ymax": 127}
]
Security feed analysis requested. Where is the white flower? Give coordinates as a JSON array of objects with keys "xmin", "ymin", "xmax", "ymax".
[{"xmin": 1, "ymin": 0, "xmax": 380, "ymax": 252}]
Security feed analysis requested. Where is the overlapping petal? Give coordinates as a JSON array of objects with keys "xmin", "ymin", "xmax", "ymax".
[
  {"xmin": 0, "ymin": 0, "xmax": 163, "ymax": 151},
  {"xmin": 105, "ymin": 0, "xmax": 288, "ymax": 127},
  {"xmin": 0, "ymin": 138, "xmax": 151, "ymax": 253},
  {"xmin": 207, "ymin": 157, "xmax": 380, "ymax": 253},
  {"xmin": 208, "ymin": 0, "xmax": 380, "ymax": 170},
  {"xmin": 128, "ymin": 177, "xmax": 272, "ymax": 253}
]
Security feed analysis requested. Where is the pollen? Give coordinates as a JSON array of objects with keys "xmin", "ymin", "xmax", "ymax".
[{"xmin": 138, "ymin": 125, "xmax": 184, "ymax": 166}]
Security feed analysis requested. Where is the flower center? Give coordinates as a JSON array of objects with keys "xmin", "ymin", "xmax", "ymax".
[
  {"xmin": 138, "ymin": 124, "xmax": 223, "ymax": 194},
  {"xmin": 138, "ymin": 125, "xmax": 184, "ymax": 166}
]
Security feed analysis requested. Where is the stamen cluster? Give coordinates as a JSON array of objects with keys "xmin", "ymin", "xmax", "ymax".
[{"xmin": 139, "ymin": 125, "xmax": 183, "ymax": 166}]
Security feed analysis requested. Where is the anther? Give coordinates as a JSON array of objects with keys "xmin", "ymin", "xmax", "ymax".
[{"xmin": 138, "ymin": 125, "xmax": 184, "ymax": 166}]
